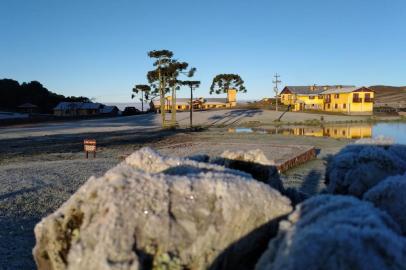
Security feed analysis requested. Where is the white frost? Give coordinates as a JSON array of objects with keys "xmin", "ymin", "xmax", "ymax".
[
  {"xmin": 364, "ymin": 173, "xmax": 406, "ymax": 235},
  {"xmin": 256, "ymin": 195, "xmax": 406, "ymax": 270},
  {"xmin": 326, "ymin": 144, "xmax": 406, "ymax": 197}
]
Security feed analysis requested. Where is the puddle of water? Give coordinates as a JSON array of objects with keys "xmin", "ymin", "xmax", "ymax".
[{"xmin": 229, "ymin": 122, "xmax": 406, "ymax": 144}]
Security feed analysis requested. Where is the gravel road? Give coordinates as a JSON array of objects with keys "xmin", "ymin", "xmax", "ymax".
[{"xmin": 0, "ymin": 109, "xmax": 371, "ymax": 140}]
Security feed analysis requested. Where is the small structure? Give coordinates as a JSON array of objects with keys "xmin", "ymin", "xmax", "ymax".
[
  {"xmin": 78, "ymin": 103, "xmax": 103, "ymax": 116},
  {"xmin": 100, "ymin": 105, "xmax": 119, "ymax": 116},
  {"xmin": 17, "ymin": 103, "xmax": 39, "ymax": 114},
  {"xmin": 53, "ymin": 102, "xmax": 103, "ymax": 116}
]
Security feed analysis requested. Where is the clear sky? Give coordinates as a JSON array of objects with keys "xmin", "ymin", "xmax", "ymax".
[{"xmin": 1, "ymin": 0, "xmax": 405, "ymax": 102}]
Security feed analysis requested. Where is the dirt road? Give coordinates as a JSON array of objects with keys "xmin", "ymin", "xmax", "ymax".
[{"xmin": 0, "ymin": 109, "xmax": 371, "ymax": 140}]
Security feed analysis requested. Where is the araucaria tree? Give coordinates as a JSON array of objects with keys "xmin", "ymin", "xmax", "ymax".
[
  {"xmin": 131, "ymin": 84, "xmax": 150, "ymax": 112},
  {"xmin": 147, "ymin": 50, "xmax": 174, "ymax": 126},
  {"xmin": 166, "ymin": 61, "xmax": 194, "ymax": 124},
  {"xmin": 147, "ymin": 50, "xmax": 197, "ymax": 127},
  {"xmin": 210, "ymin": 74, "xmax": 247, "ymax": 95},
  {"xmin": 181, "ymin": 80, "xmax": 200, "ymax": 128}
]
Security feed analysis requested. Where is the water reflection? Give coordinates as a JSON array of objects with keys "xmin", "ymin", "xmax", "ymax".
[
  {"xmin": 229, "ymin": 125, "xmax": 373, "ymax": 139},
  {"xmin": 229, "ymin": 123, "xmax": 406, "ymax": 144}
]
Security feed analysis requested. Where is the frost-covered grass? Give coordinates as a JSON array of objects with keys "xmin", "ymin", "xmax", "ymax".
[{"xmin": 0, "ymin": 158, "xmax": 117, "ymax": 269}]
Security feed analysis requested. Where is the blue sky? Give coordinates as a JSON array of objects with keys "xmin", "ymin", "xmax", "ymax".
[{"xmin": 1, "ymin": 0, "xmax": 405, "ymax": 102}]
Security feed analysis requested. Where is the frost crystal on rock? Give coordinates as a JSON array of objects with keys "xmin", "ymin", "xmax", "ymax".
[
  {"xmin": 326, "ymin": 144, "xmax": 406, "ymax": 197},
  {"xmin": 33, "ymin": 147, "xmax": 292, "ymax": 270},
  {"xmin": 364, "ymin": 173, "xmax": 406, "ymax": 235},
  {"xmin": 210, "ymin": 149, "xmax": 283, "ymax": 191},
  {"xmin": 256, "ymin": 195, "xmax": 406, "ymax": 270}
]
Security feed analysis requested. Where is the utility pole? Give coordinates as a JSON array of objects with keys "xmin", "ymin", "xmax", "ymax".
[
  {"xmin": 181, "ymin": 80, "xmax": 200, "ymax": 129},
  {"xmin": 190, "ymin": 86, "xmax": 193, "ymax": 128},
  {"xmin": 273, "ymin": 73, "xmax": 281, "ymax": 111}
]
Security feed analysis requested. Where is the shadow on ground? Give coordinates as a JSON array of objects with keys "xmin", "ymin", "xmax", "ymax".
[{"xmin": 207, "ymin": 109, "xmax": 263, "ymax": 127}]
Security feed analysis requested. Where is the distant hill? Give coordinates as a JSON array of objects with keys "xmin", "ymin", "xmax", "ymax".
[
  {"xmin": 0, "ymin": 79, "xmax": 90, "ymax": 113},
  {"xmin": 369, "ymin": 85, "xmax": 406, "ymax": 106}
]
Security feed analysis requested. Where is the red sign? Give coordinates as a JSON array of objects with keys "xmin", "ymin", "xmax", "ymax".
[{"xmin": 84, "ymin": 139, "xmax": 96, "ymax": 158}]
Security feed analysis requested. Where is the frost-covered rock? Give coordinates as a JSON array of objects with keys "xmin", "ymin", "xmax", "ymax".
[
  {"xmin": 256, "ymin": 195, "xmax": 406, "ymax": 270},
  {"xmin": 33, "ymin": 148, "xmax": 292, "ymax": 270},
  {"xmin": 211, "ymin": 149, "xmax": 283, "ymax": 191},
  {"xmin": 219, "ymin": 149, "xmax": 276, "ymax": 166},
  {"xmin": 326, "ymin": 144, "xmax": 406, "ymax": 197},
  {"xmin": 364, "ymin": 173, "xmax": 406, "ymax": 235}
]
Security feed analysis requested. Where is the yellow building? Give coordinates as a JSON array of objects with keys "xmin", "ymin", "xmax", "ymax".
[
  {"xmin": 280, "ymin": 85, "xmax": 374, "ymax": 115},
  {"xmin": 280, "ymin": 85, "xmax": 330, "ymax": 108},
  {"xmin": 152, "ymin": 89, "xmax": 237, "ymax": 112},
  {"xmin": 321, "ymin": 87, "xmax": 374, "ymax": 115}
]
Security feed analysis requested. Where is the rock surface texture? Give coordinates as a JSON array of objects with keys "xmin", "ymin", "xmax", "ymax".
[
  {"xmin": 256, "ymin": 195, "xmax": 406, "ymax": 270},
  {"xmin": 211, "ymin": 149, "xmax": 283, "ymax": 191},
  {"xmin": 364, "ymin": 173, "xmax": 406, "ymax": 235},
  {"xmin": 326, "ymin": 144, "xmax": 406, "ymax": 197},
  {"xmin": 33, "ymin": 148, "xmax": 292, "ymax": 270}
]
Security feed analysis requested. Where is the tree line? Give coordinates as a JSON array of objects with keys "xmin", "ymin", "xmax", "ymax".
[
  {"xmin": 0, "ymin": 79, "xmax": 89, "ymax": 113},
  {"xmin": 132, "ymin": 49, "xmax": 247, "ymax": 128}
]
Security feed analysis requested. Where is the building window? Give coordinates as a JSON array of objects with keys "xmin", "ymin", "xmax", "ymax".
[
  {"xmin": 309, "ymin": 96, "xmax": 315, "ymax": 100},
  {"xmin": 343, "ymin": 104, "xmax": 346, "ymax": 109},
  {"xmin": 365, "ymin": 93, "xmax": 372, "ymax": 102},
  {"xmin": 353, "ymin": 93, "xmax": 361, "ymax": 102},
  {"xmin": 335, "ymin": 104, "xmax": 338, "ymax": 109},
  {"xmin": 334, "ymin": 94, "xmax": 340, "ymax": 99},
  {"xmin": 327, "ymin": 104, "xmax": 330, "ymax": 109}
]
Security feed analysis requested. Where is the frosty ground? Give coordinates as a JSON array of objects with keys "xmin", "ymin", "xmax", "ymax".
[{"xmin": 0, "ymin": 109, "xmax": 358, "ymax": 269}]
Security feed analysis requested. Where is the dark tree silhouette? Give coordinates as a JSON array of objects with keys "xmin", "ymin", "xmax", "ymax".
[
  {"xmin": 210, "ymin": 74, "xmax": 247, "ymax": 94},
  {"xmin": 0, "ymin": 78, "xmax": 89, "ymax": 113},
  {"xmin": 182, "ymin": 80, "xmax": 201, "ymax": 128},
  {"xmin": 132, "ymin": 84, "xmax": 151, "ymax": 112}
]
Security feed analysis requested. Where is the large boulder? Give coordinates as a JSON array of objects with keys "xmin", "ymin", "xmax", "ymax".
[
  {"xmin": 33, "ymin": 148, "xmax": 292, "ymax": 270},
  {"xmin": 364, "ymin": 173, "xmax": 406, "ymax": 235},
  {"xmin": 256, "ymin": 195, "xmax": 406, "ymax": 270},
  {"xmin": 326, "ymin": 144, "xmax": 406, "ymax": 197}
]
